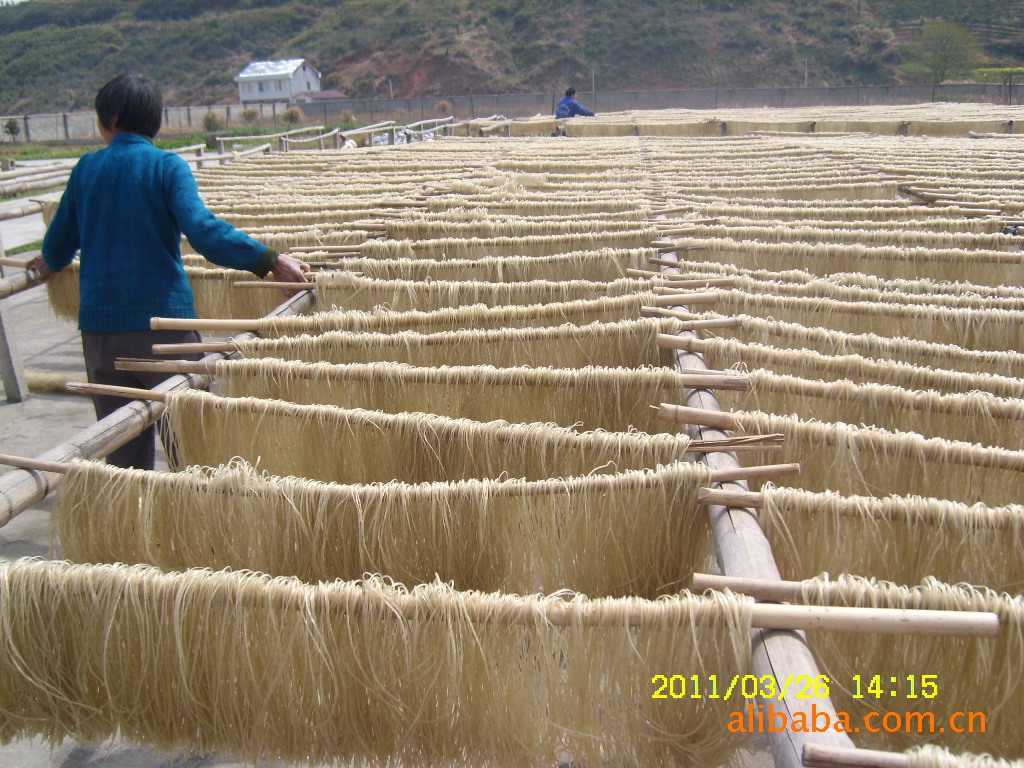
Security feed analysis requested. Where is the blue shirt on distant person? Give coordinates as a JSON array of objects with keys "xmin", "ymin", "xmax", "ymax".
[{"xmin": 555, "ymin": 88, "xmax": 595, "ymax": 119}]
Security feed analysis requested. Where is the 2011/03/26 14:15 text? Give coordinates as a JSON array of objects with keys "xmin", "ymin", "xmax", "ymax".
[{"xmin": 651, "ymin": 674, "xmax": 939, "ymax": 700}]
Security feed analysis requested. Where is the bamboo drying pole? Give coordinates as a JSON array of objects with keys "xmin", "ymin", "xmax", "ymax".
[
  {"xmin": 659, "ymin": 402, "xmax": 737, "ymax": 429},
  {"xmin": 625, "ymin": 269, "xmax": 737, "ymax": 287},
  {"xmin": 803, "ymin": 744, "xmax": 911, "ymax": 768},
  {"xmin": 654, "ymin": 247, "xmax": 857, "ymax": 768},
  {"xmin": 693, "ymin": 572, "xmax": 804, "ymax": 601},
  {"xmin": 153, "ymin": 341, "xmax": 235, "ymax": 355},
  {"xmin": 0, "ymin": 291, "xmax": 314, "ymax": 526},
  {"xmin": 0, "ymin": 268, "xmax": 44, "ymax": 300},
  {"xmin": 649, "ymin": 251, "xmax": 703, "ymax": 266},
  {"xmin": 652, "ymin": 291, "xmax": 717, "ymax": 307},
  {"xmin": 233, "ymin": 281, "xmax": 317, "ymax": 290},
  {"xmin": 286, "ymin": 245, "xmax": 365, "ymax": 255},
  {"xmin": 696, "ymin": 574, "xmax": 1004, "ymax": 639},
  {"xmin": 151, "ymin": 317, "xmax": 262, "ymax": 332},
  {"xmin": 0, "ymin": 200, "xmax": 43, "ymax": 222},
  {"xmin": 115, "ymin": 361, "xmax": 752, "ymax": 392},
  {"xmin": 698, "ymin": 486, "xmax": 765, "ymax": 508},
  {"xmin": 115, "ymin": 358, "xmax": 214, "ymax": 374},
  {"xmin": 0, "ymin": 453, "xmax": 68, "ymax": 475}
]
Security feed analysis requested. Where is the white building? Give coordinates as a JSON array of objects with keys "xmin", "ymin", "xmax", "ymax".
[{"xmin": 235, "ymin": 59, "xmax": 321, "ymax": 104}]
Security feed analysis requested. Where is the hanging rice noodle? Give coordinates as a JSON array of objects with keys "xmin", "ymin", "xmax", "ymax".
[
  {"xmin": 798, "ymin": 575, "xmax": 1024, "ymax": 756},
  {"xmin": 721, "ymin": 371, "xmax": 1024, "ymax": 449},
  {"xmin": 57, "ymin": 459, "xmax": 714, "ymax": 597},
  {"xmin": 757, "ymin": 485, "xmax": 1024, "ymax": 592},
  {"xmin": 357, "ymin": 230, "xmax": 658, "ymax": 260},
  {"xmin": 681, "ymin": 237, "xmax": 1024, "ymax": 285},
  {"xmin": 710, "ymin": 315, "xmax": 1024, "ymax": 377},
  {"xmin": 729, "ymin": 410, "xmax": 1024, "ymax": 505},
  {"xmin": 319, "ymin": 247, "xmax": 654, "ymax": 282},
  {"xmin": 236, "ymin": 318, "xmax": 679, "ymax": 369},
  {"xmin": 708, "ymin": 290, "xmax": 1024, "ymax": 351},
  {"xmin": 686, "ymin": 222, "xmax": 1016, "ymax": 251},
  {"xmin": 181, "ymin": 228, "xmax": 366, "ymax": 256},
  {"xmin": 213, "ymin": 359, "xmax": 688, "ymax": 433},
  {"xmin": 309, "ymin": 273, "xmax": 653, "ymax": 313},
  {"xmin": 163, "ymin": 389, "xmax": 693, "ymax": 483},
  {"xmin": 258, "ymin": 295, "xmax": 656, "ymax": 336},
  {"xmin": 381, "ymin": 217, "xmax": 648, "ymax": 240},
  {"xmin": 667, "ymin": 258, "xmax": 1024, "ymax": 310},
  {"xmin": 906, "ymin": 745, "xmax": 1024, "ymax": 768},
  {"xmin": 0, "ymin": 558, "xmax": 753, "ymax": 768},
  {"xmin": 698, "ymin": 337, "xmax": 1024, "ymax": 399}
]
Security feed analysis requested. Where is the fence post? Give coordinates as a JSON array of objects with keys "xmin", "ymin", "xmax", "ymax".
[
  {"xmin": 0, "ymin": 293, "xmax": 28, "ymax": 404},
  {"xmin": 22, "ymin": 116, "xmax": 30, "ymax": 143},
  {"xmin": 0, "ymin": 233, "xmax": 27, "ymax": 403},
  {"xmin": 62, "ymin": 113, "xmax": 70, "ymax": 141}
]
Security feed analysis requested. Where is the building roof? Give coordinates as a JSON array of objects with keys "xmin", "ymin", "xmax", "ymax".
[
  {"xmin": 235, "ymin": 59, "xmax": 318, "ymax": 80},
  {"xmin": 295, "ymin": 90, "xmax": 348, "ymax": 100}
]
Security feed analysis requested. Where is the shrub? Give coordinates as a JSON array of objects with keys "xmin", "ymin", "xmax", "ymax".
[
  {"xmin": 241, "ymin": 107, "xmax": 260, "ymax": 124},
  {"xmin": 3, "ymin": 119, "xmax": 21, "ymax": 143},
  {"xmin": 282, "ymin": 106, "xmax": 304, "ymax": 125},
  {"xmin": 202, "ymin": 111, "xmax": 224, "ymax": 132},
  {"xmin": 435, "ymin": 99, "xmax": 452, "ymax": 114}
]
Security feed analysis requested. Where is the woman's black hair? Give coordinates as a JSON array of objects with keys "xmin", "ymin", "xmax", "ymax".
[
  {"xmin": 95, "ymin": 74, "xmax": 163, "ymax": 138},
  {"xmin": 565, "ymin": 87, "xmax": 577, "ymax": 97}
]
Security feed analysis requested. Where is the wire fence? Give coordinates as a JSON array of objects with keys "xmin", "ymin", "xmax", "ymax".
[{"xmin": 2, "ymin": 82, "xmax": 1019, "ymax": 143}]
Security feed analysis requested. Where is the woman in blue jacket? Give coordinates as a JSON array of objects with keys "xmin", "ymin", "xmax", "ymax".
[{"xmin": 31, "ymin": 73, "xmax": 310, "ymax": 468}]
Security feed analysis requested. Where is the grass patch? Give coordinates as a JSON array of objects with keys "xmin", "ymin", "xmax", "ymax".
[
  {"xmin": 7, "ymin": 239, "xmax": 44, "ymax": 256},
  {"xmin": 0, "ymin": 143, "xmax": 103, "ymax": 161}
]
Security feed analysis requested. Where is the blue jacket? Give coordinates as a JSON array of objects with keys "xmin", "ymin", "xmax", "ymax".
[
  {"xmin": 43, "ymin": 132, "xmax": 275, "ymax": 331},
  {"xmin": 555, "ymin": 96, "xmax": 595, "ymax": 119}
]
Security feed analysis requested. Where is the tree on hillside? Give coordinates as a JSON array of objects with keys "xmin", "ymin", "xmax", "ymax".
[{"xmin": 903, "ymin": 21, "xmax": 982, "ymax": 86}]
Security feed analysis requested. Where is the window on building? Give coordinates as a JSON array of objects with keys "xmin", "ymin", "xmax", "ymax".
[{"xmin": 258, "ymin": 81, "xmax": 265, "ymax": 93}]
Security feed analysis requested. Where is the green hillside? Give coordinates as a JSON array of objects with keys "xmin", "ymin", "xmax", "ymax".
[{"xmin": 1, "ymin": 0, "xmax": 1022, "ymax": 114}]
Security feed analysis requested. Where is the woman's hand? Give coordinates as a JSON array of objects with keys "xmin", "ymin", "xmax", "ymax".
[
  {"xmin": 26, "ymin": 256, "xmax": 52, "ymax": 282},
  {"xmin": 269, "ymin": 252, "xmax": 312, "ymax": 296}
]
